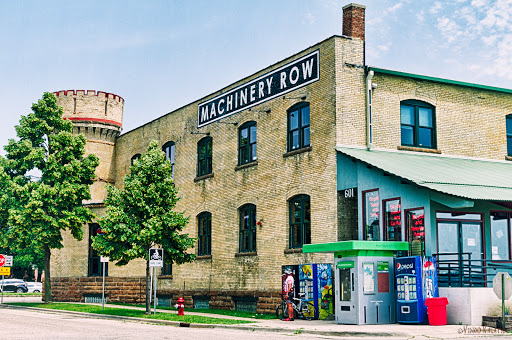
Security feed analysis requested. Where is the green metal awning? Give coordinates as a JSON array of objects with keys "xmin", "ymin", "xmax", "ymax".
[
  {"xmin": 303, "ymin": 240, "xmax": 408, "ymax": 257},
  {"xmin": 336, "ymin": 146, "xmax": 512, "ymax": 202}
]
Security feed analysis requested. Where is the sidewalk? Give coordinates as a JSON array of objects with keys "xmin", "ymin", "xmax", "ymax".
[{"xmin": 1, "ymin": 297, "xmax": 508, "ymax": 339}]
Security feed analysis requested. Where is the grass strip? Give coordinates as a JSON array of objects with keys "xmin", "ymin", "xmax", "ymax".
[
  {"xmin": 111, "ymin": 303, "xmax": 276, "ymax": 320},
  {"xmin": 7, "ymin": 302, "xmax": 255, "ymax": 325}
]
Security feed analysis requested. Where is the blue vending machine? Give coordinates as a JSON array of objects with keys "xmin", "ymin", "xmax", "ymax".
[{"xmin": 395, "ymin": 256, "xmax": 438, "ymax": 323}]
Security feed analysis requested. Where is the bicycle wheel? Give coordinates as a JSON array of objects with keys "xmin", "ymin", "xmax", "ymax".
[
  {"xmin": 276, "ymin": 302, "xmax": 287, "ymax": 320},
  {"xmin": 302, "ymin": 302, "xmax": 317, "ymax": 320}
]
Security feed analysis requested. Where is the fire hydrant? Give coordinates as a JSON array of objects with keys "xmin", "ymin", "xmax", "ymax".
[{"xmin": 175, "ymin": 297, "xmax": 185, "ymax": 316}]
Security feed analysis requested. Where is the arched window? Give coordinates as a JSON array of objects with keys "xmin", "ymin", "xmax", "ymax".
[
  {"xmin": 400, "ymin": 100, "xmax": 436, "ymax": 149},
  {"xmin": 130, "ymin": 154, "xmax": 141, "ymax": 166},
  {"xmin": 239, "ymin": 204, "xmax": 256, "ymax": 253},
  {"xmin": 162, "ymin": 141, "xmax": 175, "ymax": 178},
  {"xmin": 198, "ymin": 212, "xmax": 212, "ymax": 256},
  {"xmin": 197, "ymin": 137, "xmax": 212, "ymax": 177},
  {"xmin": 238, "ymin": 122, "xmax": 257, "ymax": 165},
  {"xmin": 287, "ymin": 103, "xmax": 310, "ymax": 152},
  {"xmin": 289, "ymin": 195, "xmax": 311, "ymax": 249}
]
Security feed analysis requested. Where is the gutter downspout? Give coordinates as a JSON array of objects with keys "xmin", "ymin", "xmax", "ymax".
[{"xmin": 366, "ymin": 70, "xmax": 374, "ymax": 150}]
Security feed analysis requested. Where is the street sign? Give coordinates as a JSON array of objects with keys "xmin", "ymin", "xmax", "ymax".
[
  {"xmin": 149, "ymin": 248, "xmax": 163, "ymax": 267},
  {"xmin": 0, "ymin": 255, "xmax": 4, "ymax": 267},
  {"xmin": 100, "ymin": 256, "xmax": 109, "ymax": 263},
  {"xmin": 4, "ymin": 256, "xmax": 12, "ymax": 267},
  {"xmin": 493, "ymin": 272, "xmax": 512, "ymax": 300},
  {"xmin": 0, "ymin": 267, "xmax": 10, "ymax": 275}
]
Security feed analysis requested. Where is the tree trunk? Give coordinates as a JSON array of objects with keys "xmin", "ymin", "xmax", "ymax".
[
  {"xmin": 145, "ymin": 260, "xmax": 150, "ymax": 314},
  {"xmin": 43, "ymin": 244, "xmax": 51, "ymax": 303}
]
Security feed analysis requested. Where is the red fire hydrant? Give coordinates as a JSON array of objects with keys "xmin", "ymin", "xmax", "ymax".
[{"xmin": 176, "ymin": 297, "xmax": 185, "ymax": 316}]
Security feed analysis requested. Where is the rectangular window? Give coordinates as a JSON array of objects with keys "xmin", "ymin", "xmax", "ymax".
[
  {"xmin": 198, "ymin": 213, "xmax": 212, "ymax": 256},
  {"xmin": 88, "ymin": 223, "xmax": 107, "ymax": 277},
  {"xmin": 238, "ymin": 122, "xmax": 257, "ymax": 165},
  {"xmin": 197, "ymin": 138, "xmax": 212, "ymax": 177},
  {"xmin": 239, "ymin": 204, "xmax": 257, "ymax": 253},
  {"xmin": 400, "ymin": 101, "xmax": 435, "ymax": 149},
  {"xmin": 161, "ymin": 250, "xmax": 172, "ymax": 276},
  {"xmin": 507, "ymin": 115, "xmax": 512, "ymax": 156},
  {"xmin": 363, "ymin": 190, "xmax": 380, "ymax": 241},
  {"xmin": 289, "ymin": 195, "xmax": 311, "ymax": 248},
  {"xmin": 406, "ymin": 208, "xmax": 425, "ymax": 256},
  {"xmin": 490, "ymin": 212, "xmax": 511, "ymax": 260},
  {"xmin": 384, "ymin": 198, "xmax": 401, "ymax": 241},
  {"xmin": 287, "ymin": 104, "xmax": 310, "ymax": 152}
]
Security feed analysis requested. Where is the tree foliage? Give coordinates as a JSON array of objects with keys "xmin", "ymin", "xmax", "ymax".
[
  {"xmin": 0, "ymin": 92, "xmax": 98, "ymax": 301},
  {"xmin": 92, "ymin": 140, "xmax": 194, "ymax": 313}
]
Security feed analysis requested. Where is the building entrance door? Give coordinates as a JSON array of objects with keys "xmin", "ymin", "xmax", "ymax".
[{"xmin": 436, "ymin": 213, "xmax": 484, "ymax": 285}]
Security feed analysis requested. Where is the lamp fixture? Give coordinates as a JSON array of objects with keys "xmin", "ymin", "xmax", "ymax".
[
  {"xmin": 216, "ymin": 121, "xmax": 238, "ymax": 126},
  {"xmin": 190, "ymin": 131, "xmax": 210, "ymax": 136},
  {"xmin": 282, "ymin": 95, "xmax": 307, "ymax": 101},
  {"xmin": 248, "ymin": 108, "xmax": 271, "ymax": 113}
]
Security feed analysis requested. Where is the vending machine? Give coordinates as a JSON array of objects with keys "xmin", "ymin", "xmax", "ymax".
[
  {"xmin": 298, "ymin": 264, "xmax": 334, "ymax": 320},
  {"xmin": 395, "ymin": 256, "xmax": 438, "ymax": 323}
]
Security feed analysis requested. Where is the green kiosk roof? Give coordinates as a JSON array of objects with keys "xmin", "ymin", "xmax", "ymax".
[{"xmin": 303, "ymin": 240, "xmax": 408, "ymax": 257}]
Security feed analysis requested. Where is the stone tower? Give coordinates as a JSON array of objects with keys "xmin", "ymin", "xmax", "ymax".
[{"xmin": 54, "ymin": 90, "xmax": 124, "ymax": 205}]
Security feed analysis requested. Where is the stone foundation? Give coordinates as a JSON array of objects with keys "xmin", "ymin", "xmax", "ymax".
[
  {"xmin": 157, "ymin": 289, "xmax": 282, "ymax": 314},
  {"xmin": 50, "ymin": 277, "xmax": 146, "ymax": 304}
]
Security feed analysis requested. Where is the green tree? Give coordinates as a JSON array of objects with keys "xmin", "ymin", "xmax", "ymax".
[
  {"xmin": 0, "ymin": 92, "xmax": 98, "ymax": 301},
  {"xmin": 92, "ymin": 140, "xmax": 194, "ymax": 314}
]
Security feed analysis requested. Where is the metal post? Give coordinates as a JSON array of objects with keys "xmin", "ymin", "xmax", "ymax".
[
  {"xmin": 102, "ymin": 261, "xmax": 106, "ymax": 310},
  {"xmin": 153, "ymin": 267, "xmax": 157, "ymax": 315},
  {"xmin": 502, "ymin": 273, "xmax": 506, "ymax": 330},
  {"xmin": 1, "ymin": 275, "xmax": 3, "ymax": 304},
  {"xmin": 149, "ymin": 269, "xmax": 152, "ymax": 303}
]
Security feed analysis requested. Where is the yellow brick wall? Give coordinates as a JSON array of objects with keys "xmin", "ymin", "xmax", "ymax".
[
  {"xmin": 371, "ymin": 74, "xmax": 512, "ymax": 160},
  {"xmin": 112, "ymin": 36, "xmax": 360, "ymax": 293}
]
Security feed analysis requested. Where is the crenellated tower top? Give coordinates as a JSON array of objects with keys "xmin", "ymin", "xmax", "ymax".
[{"xmin": 54, "ymin": 89, "xmax": 124, "ymax": 205}]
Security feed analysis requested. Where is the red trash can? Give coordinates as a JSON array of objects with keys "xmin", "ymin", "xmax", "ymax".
[{"xmin": 425, "ymin": 297, "xmax": 449, "ymax": 326}]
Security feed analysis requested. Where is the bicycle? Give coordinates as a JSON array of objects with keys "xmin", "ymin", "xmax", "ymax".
[{"xmin": 276, "ymin": 292, "xmax": 317, "ymax": 320}]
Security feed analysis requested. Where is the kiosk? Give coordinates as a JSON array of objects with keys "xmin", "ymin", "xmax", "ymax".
[{"xmin": 303, "ymin": 241, "xmax": 408, "ymax": 325}]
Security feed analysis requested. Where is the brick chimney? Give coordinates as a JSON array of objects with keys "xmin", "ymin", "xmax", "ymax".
[{"xmin": 342, "ymin": 3, "xmax": 366, "ymax": 40}]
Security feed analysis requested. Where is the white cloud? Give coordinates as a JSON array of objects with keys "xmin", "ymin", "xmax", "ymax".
[
  {"xmin": 471, "ymin": 0, "xmax": 487, "ymax": 7},
  {"xmin": 437, "ymin": 17, "xmax": 462, "ymax": 43},
  {"xmin": 416, "ymin": 9, "xmax": 425, "ymax": 23},
  {"xmin": 302, "ymin": 12, "xmax": 317, "ymax": 25},
  {"xmin": 385, "ymin": 3, "xmax": 403, "ymax": 14},
  {"xmin": 429, "ymin": 2, "xmax": 443, "ymax": 14}
]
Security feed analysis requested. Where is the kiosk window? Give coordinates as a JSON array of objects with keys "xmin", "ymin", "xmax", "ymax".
[
  {"xmin": 363, "ymin": 190, "xmax": 380, "ymax": 241},
  {"xmin": 339, "ymin": 268, "xmax": 351, "ymax": 302}
]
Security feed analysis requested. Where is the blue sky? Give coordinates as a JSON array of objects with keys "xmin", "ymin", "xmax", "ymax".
[{"xmin": 1, "ymin": 0, "xmax": 511, "ymax": 154}]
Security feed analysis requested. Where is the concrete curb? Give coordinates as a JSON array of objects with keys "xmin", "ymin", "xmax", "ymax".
[{"xmin": 0, "ymin": 303, "xmax": 407, "ymax": 337}]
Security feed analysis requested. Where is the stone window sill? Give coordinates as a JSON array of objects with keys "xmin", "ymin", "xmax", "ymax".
[
  {"xmin": 194, "ymin": 173, "xmax": 214, "ymax": 182},
  {"xmin": 397, "ymin": 145, "xmax": 441, "ymax": 154},
  {"xmin": 284, "ymin": 248, "xmax": 303, "ymax": 254},
  {"xmin": 235, "ymin": 252, "xmax": 257, "ymax": 257},
  {"xmin": 196, "ymin": 255, "xmax": 212, "ymax": 260},
  {"xmin": 158, "ymin": 275, "xmax": 173, "ymax": 279},
  {"xmin": 283, "ymin": 146, "xmax": 313, "ymax": 158},
  {"xmin": 235, "ymin": 161, "xmax": 258, "ymax": 171}
]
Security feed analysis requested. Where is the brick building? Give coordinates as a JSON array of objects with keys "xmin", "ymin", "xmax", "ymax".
[{"xmin": 50, "ymin": 3, "xmax": 512, "ymax": 321}]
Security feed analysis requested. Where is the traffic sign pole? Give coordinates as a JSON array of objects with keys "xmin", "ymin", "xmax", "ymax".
[
  {"xmin": 503, "ymin": 273, "xmax": 506, "ymax": 330},
  {"xmin": 102, "ymin": 261, "xmax": 106, "ymax": 310}
]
